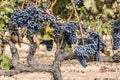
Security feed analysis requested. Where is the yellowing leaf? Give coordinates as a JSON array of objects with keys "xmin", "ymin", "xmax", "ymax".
[
  {"xmin": 43, "ymin": 34, "xmax": 53, "ymax": 40},
  {"xmin": 45, "ymin": 22, "xmax": 54, "ymax": 33}
]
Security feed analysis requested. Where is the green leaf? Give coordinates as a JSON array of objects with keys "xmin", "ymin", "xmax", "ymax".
[
  {"xmin": 84, "ymin": 0, "xmax": 98, "ymax": 14},
  {"xmin": 104, "ymin": 8, "xmax": 113, "ymax": 15},
  {"xmin": 83, "ymin": 0, "xmax": 92, "ymax": 9},
  {"xmin": 43, "ymin": 34, "xmax": 53, "ymax": 40},
  {"xmin": 5, "ymin": 7, "xmax": 13, "ymax": 13},
  {"xmin": 0, "ymin": 55, "xmax": 12, "ymax": 70},
  {"xmin": 0, "ymin": 20, "xmax": 5, "ymax": 27},
  {"xmin": 64, "ymin": 45, "xmax": 72, "ymax": 52},
  {"xmin": 5, "ymin": 18, "xmax": 9, "ymax": 23},
  {"xmin": 45, "ymin": 22, "xmax": 54, "ymax": 33}
]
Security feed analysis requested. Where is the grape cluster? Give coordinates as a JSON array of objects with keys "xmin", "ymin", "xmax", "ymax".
[
  {"xmin": 112, "ymin": 19, "xmax": 120, "ymax": 50},
  {"xmin": 54, "ymin": 21, "xmax": 78, "ymax": 48},
  {"xmin": 75, "ymin": 31, "xmax": 106, "ymax": 68},
  {"xmin": 74, "ymin": 0, "xmax": 84, "ymax": 8},
  {"xmin": 40, "ymin": 40, "xmax": 53, "ymax": 51},
  {"xmin": 10, "ymin": 4, "xmax": 56, "ymax": 36},
  {"xmin": 88, "ymin": 31, "xmax": 106, "ymax": 53},
  {"xmin": 112, "ymin": 33, "xmax": 120, "ymax": 50},
  {"xmin": 112, "ymin": 19, "xmax": 120, "ymax": 30}
]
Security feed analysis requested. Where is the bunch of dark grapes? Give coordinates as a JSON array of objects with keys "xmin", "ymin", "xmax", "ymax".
[
  {"xmin": 10, "ymin": 4, "xmax": 56, "ymax": 36},
  {"xmin": 112, "ymin": 33, "xmax": 120, "ymax": 50},
  {"xmin": 66, "ymin": 21, "xmax": 78, "ymax": 44},
  {"xmin": 74, "ymin": 45, "xmax": 88, "ymax": 67},
  {"xmin": 112, "ymin": 19, "xmax": 120, "ymax": 50},
  {"xmin": 40, "ymin": 40, "xmax": 53, "ymax": 51},
  {"xmin": 113, "ymin": 19, "xmax": 120, "ymax": 30},
  {"xmin": 74, "ymin": 0, "xmax": 84, "ymax": 8},
  {"xmin": 54, "ymin": 23, "xmax": 67, "ymax": 43},
  {"xmin": 54, "ymin": 21, "xmax": 78, "ymax": 48},
  {"xmin": 88, "ymin": 31, "xmax": 106, "ymax": 52},
  {"xmin": 75, "ymin": 31, "xmax": 106, "ymax": 68}
]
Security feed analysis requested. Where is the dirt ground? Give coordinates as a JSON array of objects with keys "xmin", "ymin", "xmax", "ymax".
[{"xmin": 0, "ymin": 39, "xmax": 120, "ymax": 80}]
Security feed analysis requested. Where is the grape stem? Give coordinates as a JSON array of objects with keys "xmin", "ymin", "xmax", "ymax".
[
  {"xmin": 92, "ymin": 16, "xmax": 95, "ymax": 30},
  {"xmin": 67, "ymin": 10, "xmax": 73, "ymax": 22},
  {"xmin": 36, "ymin": 0, "xmax": 38, "ymax": 6},
  {"xmin": 110, "ymin": 35, "xmax": 114, "ymax": 54},
  {"xmin": 71, "ymin": 0, "xmax": 85, "ymax": 45},
  {"xmin": 59, "ymin": 33, "xmax": 65, "ymax": 49},
  {"xmin": 48, "ymin": 0, "xmax": 57, "ymax": 14},
  {"xmin": 21, "ymin": 0, "xmax": 26, "ymax": 10},
  {"xmin": 0, "ymin": 32, "xmax": 4, "ymax": 37}
]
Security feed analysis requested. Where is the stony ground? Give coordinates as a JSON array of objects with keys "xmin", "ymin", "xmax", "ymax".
[{"xmin": 0, "ymin": 42, "xmax": 120, "ymax": 80}]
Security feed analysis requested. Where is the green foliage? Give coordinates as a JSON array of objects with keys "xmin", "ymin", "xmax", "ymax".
[
  {"xmin": 0, "ymin": 0, "xmax": 120, "ymax": 35},
  {"xmin": 53, "ymin": 0, "xmax": 71, "ymax": 19},
  {"xmin": 0, "ymin": 0, "xmax": 119, "ymax": 60},
  {"xmin": 64, "ymin": 45, "xmax": 72, "ymax": 52},
  {"xmin": 0, "ymin": 55, "xmax": 12, "ymax": 70},
  {"xmin": 0, "ymin": 0, "xmax": 22, "ymax": 33},
  {"xmin": 52, "ymin": 0, "xmax": 120, "ymax": 35},
  {"xmin": 0, "ymin": 0, "xmax": 120, "ymax": 46},
  {"xmin": 43, "ymin": 34, "xmax": 53, "ymax": 40}
]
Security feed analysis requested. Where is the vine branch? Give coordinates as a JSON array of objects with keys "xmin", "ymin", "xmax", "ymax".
[
  {"xmin": 67, "ymin": 10, "xmax": 73, "ymax": 22},
  {"xmin": 21, "ymin": 0, "xmax": 26, "ymax": 10},
  {"xmin": 48, "ymin": 0, "xmax": 57, "ymax": 14},
  {"xmin": 0, "ymin": 48, "xmax": 119, "ymax": 79},
  {"xmin": 71, "ymin": 0, "xmax": 85, "ymax": 45}
]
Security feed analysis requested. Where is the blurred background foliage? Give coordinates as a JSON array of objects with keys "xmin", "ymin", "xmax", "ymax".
[
  {"xmin": 0, "ymin": 0, "xmax": 23, "ymax": 33},
  {"xmin": 0, "ymin": 0, "xmax": 120, "ymax": 34},
  {"xmin": 53, "ymin": 0, "xmax": 120, "ymax": 35}
]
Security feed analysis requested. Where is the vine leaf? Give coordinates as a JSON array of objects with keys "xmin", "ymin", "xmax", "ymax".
[
  {"xmin": 45, "ymin": 22, "xmax": 54, "ymax": 33},
  {"xmin": 83, "ymin": 0, "xmax": 91, "ymax": 9},
  {"xmin": 43, "ymin": 34, "xmax": 53, "ymax": 40},
  {"xmin": 83, "ymin": 0, "xmax": 98, "ymax": 14},
  {"xmin": 0, "ymin": 55, "xmax": 12, "ymax": 70},
  {"xmin": 45, "ymin": 22, "xmax": 55, "ymax": 40},
  {"xmin": 64, "ymin": 45, "xmax": 72, "ymax": 52}
]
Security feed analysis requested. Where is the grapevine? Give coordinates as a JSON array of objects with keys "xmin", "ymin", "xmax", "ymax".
[
  {"xmin": 0, "ymin": 0, "xmax": 120, "ymax": 80},
  {"xmin": 3, "ymin": 3, "xmax": 120, "ymax": 68}
]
